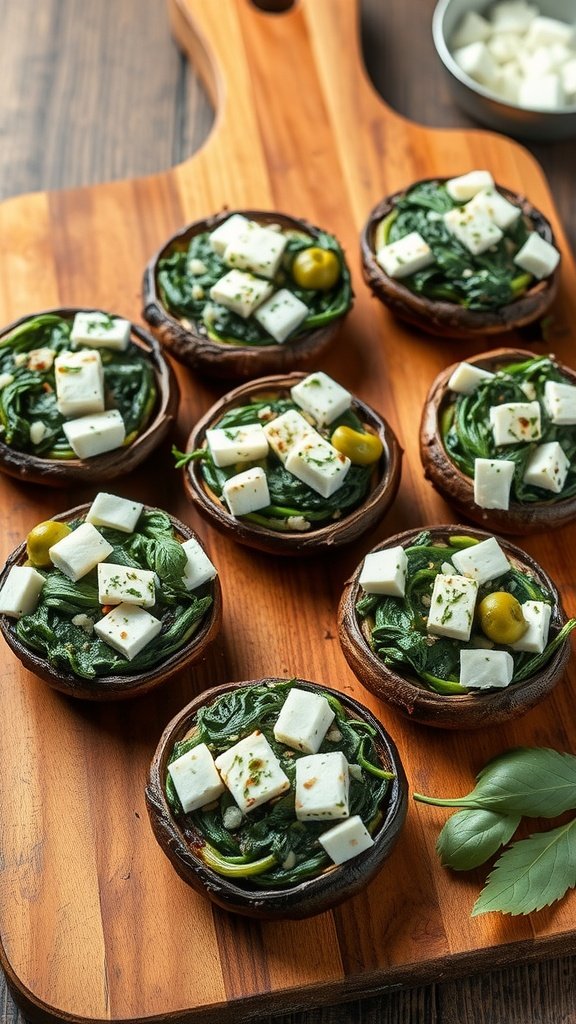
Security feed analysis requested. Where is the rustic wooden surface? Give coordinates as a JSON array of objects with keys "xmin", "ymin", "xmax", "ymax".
[{"xmin": 0, "ymin": 1, "xmax": 575, "ymax": 1022}]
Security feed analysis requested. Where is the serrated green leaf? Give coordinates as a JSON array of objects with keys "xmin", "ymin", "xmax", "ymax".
[
  {"xmin": 437, "ymin": 808, "xmax": 521, "ymax": 871},
  {"xmin": 472, "ymin": 817, "xmax": 576, "ymax": 916},
  {"xmin": 414, "ymin": 747, "xmax": 576, "ymax": 817}
]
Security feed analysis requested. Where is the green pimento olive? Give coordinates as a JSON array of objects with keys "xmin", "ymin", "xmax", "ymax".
[
  {"xmin": 291, "ymin": 247, "xmax": 340, "ymax": 291},
  {"xmin": 478, "ymin": 591, "xmax": 528, "ymax": 645},
  {"xmin": 26, "ymin": 520, "xmax": 72, "ymax": 567},
  {"xmin": 330, "ymin": 425, "xmax": 383, "ymax": 466}
]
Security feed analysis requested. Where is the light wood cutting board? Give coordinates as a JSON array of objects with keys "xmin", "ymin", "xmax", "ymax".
[{"xmin": 0, "ymin": 1, "xmax": 575, "ymax": 1021}]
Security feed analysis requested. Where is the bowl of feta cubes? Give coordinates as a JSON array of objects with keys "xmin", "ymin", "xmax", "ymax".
[
  {"xmin": 420, "ymin": 348, "xmax": 576, "ymax": 533},
  {"xmin": 178, "ymin": 370, "xmax": 402, "ymax": 555},
  {"xmin": 0, "ymin": 308, "xmax": 179, "ymax": 486},
  {"xmin": 338, "ymin": 526, "xmax": 575, "ymax": 729},
  {"xmin": 433, "ymin": 0, "xmax": 576, "ymax": 141},
  {"xmin": 145, "ymin": 677, "xmax": 408, "ymax": 919},
  {"xmin": 360, "ymin": 172, "xmax": 560, "ymax": 340},
  {"xmin": 0, "ymin": 493, "xmax": 222, "ymax": 700},
  {"xmin": 142, "ymin": 209, "xmax": 353, "ymax": 381}
]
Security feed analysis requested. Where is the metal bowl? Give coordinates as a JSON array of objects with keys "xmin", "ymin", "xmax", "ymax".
[{"xmin": 433, "ymin": 0, "xmax": 576, "ymax": 141}]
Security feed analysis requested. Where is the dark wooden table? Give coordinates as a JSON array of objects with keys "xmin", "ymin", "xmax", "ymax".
[{"xmin": 0, "ymin": 1, "xmax": 574, "ymax": 1021}]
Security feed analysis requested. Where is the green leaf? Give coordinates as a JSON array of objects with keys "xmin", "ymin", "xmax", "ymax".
[
  {"xmin": 437, "ymin": 808, "xmax": 521, "ymax": 871},
  {"xmin": 414, "ymin": 747, "xmax": 576, "ymax": 817},
  {"xmin": 472, "ymin": 818, "xmax": 576, "ymax": 916}
]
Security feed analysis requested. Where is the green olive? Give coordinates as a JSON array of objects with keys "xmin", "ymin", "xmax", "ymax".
[
  {"xmin": 291, "ymin": 247, "xmax": 341, "ymax": 291},
  {"xmin": 330, "ymin": 425, "xmax": 383, "ymax": 465},
  {"xmin": 478, "ymin": 592, "xmax": 528, "ymax": 645},
  {"xmin": 26, "ymin": 520, "xmax": 72, "ymax": 567}
]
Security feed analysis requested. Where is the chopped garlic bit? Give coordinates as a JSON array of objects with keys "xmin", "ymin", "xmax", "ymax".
[{"xmin": 71, "ymin": 613, "xmax": 95, "ymax": 635}]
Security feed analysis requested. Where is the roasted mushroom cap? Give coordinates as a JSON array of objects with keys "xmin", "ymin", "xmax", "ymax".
[
  {"xmin": 420, "ymin": 348, "xmax": 576, "ymax": 535},
  {"xmin": 0, "ymin": 308, "xmax": 179, "ymax": 488},
  {"xmin": 182, "ymin": 372, "xmax": 403, "ymax": 556},
  {"xmin": 145, "ymin": 677, "xmax": 408, "ymax": 920},
  {"xmin": 361, "ymin": 182, "xmax": 559, "ymax": 340},
  {"xmin": 338, "ymin": 525, "xmax": 570, "ymax": 730},
  {"xmin": 0, "ymin": 504, "xmax": 222, "ymax": 701},
  {"xmin": 142, "ymin": 210, "xmax": 352, "ymax": 380}
]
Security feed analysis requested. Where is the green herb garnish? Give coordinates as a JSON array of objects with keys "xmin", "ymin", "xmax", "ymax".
[{"xmin": 414, "ymin": 747, "xmax": 576, "ymax": 916}]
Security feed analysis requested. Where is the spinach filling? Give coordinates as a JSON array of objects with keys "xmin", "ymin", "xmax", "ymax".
[
  {"xmin": 166, "ymin": 680, "xmax": 391, "ymax": 886},
  {"xmin": 0, "ymin": 313, "xmax": 157, "ymax": 459},
  {"xmin": 442, "ymin": 356, "xmax": 576, "ymax": 503},
  {"xmin": 356, "ymin": 531, "xmax": 576, "ymax": 695},
  {"xmin": 156, "ymin": 227, "xmax": 352, "ymax": 346},
  {"xmin": 177, "ymin": 398, "xmax": 375, "ymax": 531},
  {"xmin": 13, "ymin": 510, "xmax": 213, "ymax": 679},
  {"xmin": 380, "ymin": 180, "xmax": 534, "ymax": 310}
]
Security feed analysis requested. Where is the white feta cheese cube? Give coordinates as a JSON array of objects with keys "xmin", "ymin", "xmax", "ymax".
[
  {"xmin": 445, "ymin": 170, "xmax": 495, "ymax": 202},
  {"xmin": 205, "ymin": 422, "xmax": 269, "ymax": 468},
  {"xmin": 295, "ymin": 751, "xmax": 350, "ymax": 821},
  {"xmin": 451, "ymin": 536, "xmax": 511, "ymax": 586},
  {"xmin": 489, "ymin": 401, "xmax": 542, "ymax": 445},
  {"xmin": 319, "ymin": 815, "xmax": 374, "ymax": 865},
  {"xmin": 222, "ymin": 466, "xmax": 270, "ymax": 516},
  {"xmin": 520, "ymin": 380, "xmax": 537, "ymax": 401},
  {"xmin": 460, "ymin": 649, "xmax": 515, "ymax": 689},
  {"xmin": 209, "ymin": 269, "xmax": 273, "ymax": 319},
  {"xmin": 27, "ymin": 347, "xmax": 56, "ymax": 372},
  {"xmin": 510, "ymin": 600, "xmax": 551, "ymax": 654},
  {"xmin": 493, "ymin": 62, "xmax": 522, "ymax": 103},
  {"xmin": 62, "ymin": 409, "xmax": 126, "ymax": 459},
  {"xmin": 453, "ymin": 41, "xmax": 498, "ymax": 86},
  {"xmin": 525, "ymin": 15, "xmax": 575, "ymax": 49},
  {"xmin": 223, "ymin": 224, "xmax": 287, "ymax": 279},
  {"xmin": 70, "ymin": 311, "xmax": 131, "ymax": 351},
  {"xmin": 263, "ymin": 409, "xmax": 316, "ymax": 465},
  {"xmin": 467, "ymin": 187, "xmax": 521, "ymax": 230},
  {"xmin": 488, "ymin": 32, "xmax": 523, "ymax": 65},
  {"xmin": 474, "ymin": 458, "xmax": 516, "ymax": 510},
  {"xmin": 180, "ymin": 537, "xmax": 217, "ymax": 590},
  {"xmin": 167, "ymin": 742, "xmax": 225, "ymax": 813},
  {"xmin": 448, "ymin": 361, "xmax": 495, "ymax": 394},
  {"xmin": 49, "ymin": 523, "xmax": 114, "ymax": 582},
  {"xmin": 85, "ymin": 492, "xmax": 143, "ymax": 533},
  {"xmin": 273, "ymin": 687, "xmax": 335, "ymax": 754},
  {"xmin": 208, "ymin": 213, "xmax": 252, "ymax": 256},
  {"xmin": 253, "ymin": 288, "xmax": 309, "ymax": 343},
  {"xmin": 427, "ymin": 573, "xmax": 478, "ymax": 642},
  {"xmin": 544, "ymin": 380, "xmax": 576, "ymax": 425},
  {"xmin": 522, "ymin": 441, "xmax": 570, "ymax": 493},
  {"xmin": 375, "ymin": 230, "xmax": 435, "ymax": 279},
  {"xmin": 97, "ymin": 562, "xmax": 156, "ymax": 608},
  {"xmin": 514, "ymin": 232, "xmax": 561, "ymax": 279},
  {"xmin": 285, "ymin": 435, "xmax": 351, "ymax": 499},
  {"xmin": 0, "ymin": 565, "xmax": 45, "ymax": 618},
  {"xmin": 54, "ymin": 349, "xmax": 104, "ymax": 417},
  {"xmin": 518, "ymin": 73, "xmax": 565, "ymax": 110},
  {"xmin": 0, "ymin": 372, "xmax": 14, "ymax": 390},
  {"xmin": 444, "ymin": 205, "xmax": 503, "ymax": 256},
  {"xmin": 93, "ymin": 602, "xmax": 162, "ymax": 661},
  {"xmin": 214, "ymin": 730, "xmax": 290, "ymax": 813},
  {"xmin": 451, "ymin": 11, "xmax": 492, "ymax": 48},
  {"xmin": 518, "ymin": 45, "xmax": 558, "ymax": 79},
  {"xmin": 290, "ymin": 371, "xmax": 352, "ymax": 427},
  {"xmin": 489, "ymin": 1, "xmax": 538, "ymax": 33},
  {"xmin": 358, "ymin": 546, "xmax": 408, "ymax": 597}
]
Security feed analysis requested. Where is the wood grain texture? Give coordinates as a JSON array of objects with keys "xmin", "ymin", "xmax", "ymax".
[{"xmin": 0, "ymin": 2, "xmax": 575, "ymax": 1023}]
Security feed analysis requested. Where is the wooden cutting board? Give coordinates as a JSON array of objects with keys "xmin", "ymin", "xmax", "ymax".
[{"xmin": 0, "ymin": 1, "xmax": 575, "ymax": 1021}]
